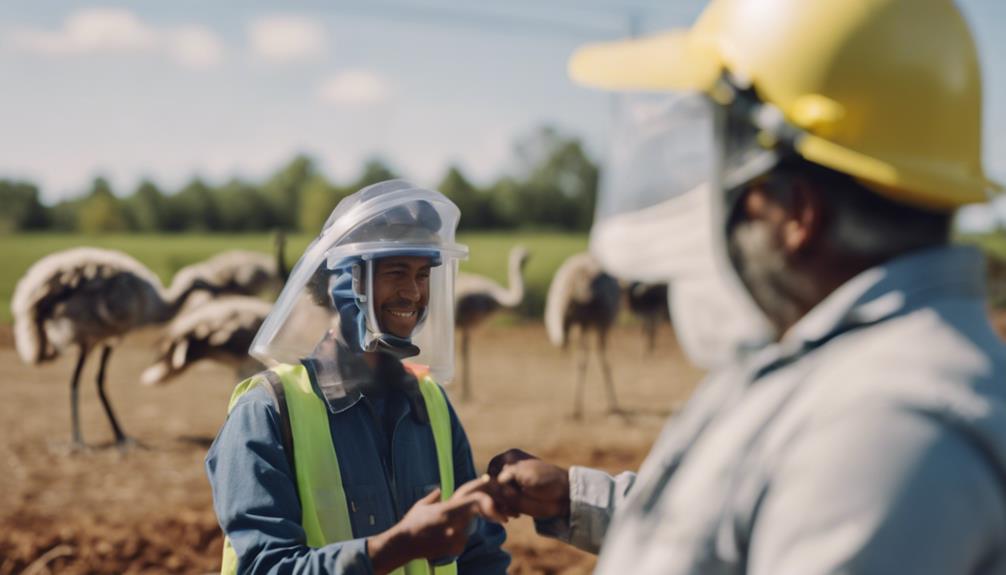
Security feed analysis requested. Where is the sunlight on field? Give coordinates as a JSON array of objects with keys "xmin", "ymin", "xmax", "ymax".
[{"xmin": 1, "ymin": 231, "xmax": 587, "ymax": 323}]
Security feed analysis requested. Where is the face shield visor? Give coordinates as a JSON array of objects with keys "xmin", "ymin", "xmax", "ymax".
[
  {"xmin": 250, "ymin": 180, "xmax": 468, "ymax": 385},
  {"xmin": 590, "ymin": 90, "xmax": 773, "ymax": 368}
]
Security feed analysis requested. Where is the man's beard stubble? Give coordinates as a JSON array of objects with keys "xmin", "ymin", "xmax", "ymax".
[{"xmin": 727, "ymin": 219, "xmax": 812, "ymax": 337}]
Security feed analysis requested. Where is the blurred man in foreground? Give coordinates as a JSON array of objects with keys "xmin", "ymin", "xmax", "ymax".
[
  {"xmin": 490, "ymin": 0, "xmax": 1006, "ymax": 572},
  {"xmin": 207, "ymin": 180, "xmax": 508, "ymax": 574}
]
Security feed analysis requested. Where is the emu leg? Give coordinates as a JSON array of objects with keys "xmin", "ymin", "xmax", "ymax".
[
  {"xmin": 573, "ymin": 330, "xmax": 589, "ymax": 420},
  {"xmin": 69, "ymin": 346, "xmax": 88, "ymax": 449},
  {"xmin": 94, "ymin": 345, "xmax": 131, "ymax": 446},
  {"xmin": 599, "ymin": 328, "xmax": 622, "ymax": 415}
]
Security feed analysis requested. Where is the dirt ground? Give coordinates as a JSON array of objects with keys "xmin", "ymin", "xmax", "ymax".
[{"xmin": 0, "ymin": 322, "xmax": 703, "ymax": 574}]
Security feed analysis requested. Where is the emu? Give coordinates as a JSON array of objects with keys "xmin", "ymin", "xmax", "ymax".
[
  {"xmin": 140, "ymin": 296, "xmax": 272, "ymax": 386},
  {"xmin": 11, "ymin": 247, "xmax": 215, "ymax": 449},
  {"xmin": 167, "ymin": 231, "xmax": 288, "ymax": 309},
  {"xmin": 627, "ymin": 282, "xmax": 670, "ymax": 354},
  {"xmin": 545, "ymin": 252, "xmax": 622, "ymax": 419},
  {"xmin": 454, "ymin": 245, "xmax": 530, "ymax": 401}
]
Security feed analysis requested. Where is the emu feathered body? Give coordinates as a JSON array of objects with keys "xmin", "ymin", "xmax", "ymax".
[
  {"xmin": 544, "ymin": 252, "xmax": 622, "ymax": 418},
  {"xmin": 11, "ymin": 247, "xmax": 215, "ymax": 447},
  {"xmin": 14, "ymin": 247, "xmax": 172, "ymax": 364},
  {"xmin": 544, "ymin": 252, "xmax": 621, "ymax": 348},
  {"xmin": 140, "ymin": 296, "xmax": 272, "ymax": 386},
  {"xmin": 627, "ymin": 282, "xmax": 670, "ymax": 353},
  {"xmin": 167, "ymin": 249, "xmax": 282, "ymax": 303}
]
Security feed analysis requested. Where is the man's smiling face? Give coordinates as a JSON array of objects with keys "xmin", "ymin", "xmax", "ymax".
[{"xmin": 371, "ymin": 255, "xmax": 433, "ymax": 338}]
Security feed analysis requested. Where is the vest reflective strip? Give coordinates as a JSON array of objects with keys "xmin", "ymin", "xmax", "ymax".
[{"xmin": 220, "ymin": 364, "xmax": 458, "ymax": 575}]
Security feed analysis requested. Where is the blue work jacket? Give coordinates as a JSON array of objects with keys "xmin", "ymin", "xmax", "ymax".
[{"xmin": 205, "ymin": 352, "xmax": 509, "ymax": 575}]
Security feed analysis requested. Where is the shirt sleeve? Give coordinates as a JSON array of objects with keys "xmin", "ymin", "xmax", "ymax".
[
  {"xmin": 443, "ymin": 396, "xmax": 511, "ymax": 575},
  {"xmin": 534, "ymin": 466, "xmax": 638, "ymax": 554},
  {"xmin": 205, "ymin": 386, "xmax": 374, "ymax": 575},
  {"xmin": 535, "ymin": 367, "xmax": 735, "ymax": 555},
  {"xmin": 748, "ymin": 406, "xmax": 1006, "ymax": 575}
]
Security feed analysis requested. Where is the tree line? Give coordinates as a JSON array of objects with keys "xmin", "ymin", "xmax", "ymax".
[{"xmin": 0, "ymin": 127, "xmax": 599, "ymax": 234}]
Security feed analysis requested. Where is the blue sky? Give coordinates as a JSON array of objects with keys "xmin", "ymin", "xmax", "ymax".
[{"xmin": 1, "ymin": 1, "xmax": 1003, "ymax": 227}]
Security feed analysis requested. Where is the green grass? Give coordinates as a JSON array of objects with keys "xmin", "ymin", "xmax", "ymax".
[
  {"xmin": 959, "ymin": 232, "xmax": 1006, "ymax": 260},
  {"xmin": 459, "ymin": 231, "xmax": 588, "ymax": 320},
  {"xmin": 0, "ymin": 231, "xmax": 587, "ymax": 324}
]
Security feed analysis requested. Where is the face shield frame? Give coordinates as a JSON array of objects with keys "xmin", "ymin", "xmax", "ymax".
[
  {"xmin": 347, "ymin": 248, "xmax": 443, "ymax": 354},
  {"xmin": 250, "ymin": 182, "xmax": 469, "ymax": 385},
  {"xmin": 588, "ymin": 72, "xmax": 809, "ymax": 365}
]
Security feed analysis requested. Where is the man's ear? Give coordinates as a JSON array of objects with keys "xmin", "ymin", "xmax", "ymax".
[{"xmin": 781, "ymin": 176, "xmax": 825, "ymax": 256}]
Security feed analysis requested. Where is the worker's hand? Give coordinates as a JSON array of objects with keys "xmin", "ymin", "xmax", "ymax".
[
  {"xmin": 368, "ymin": 475, "xmax": 507, "ymax": 574},
  {"xmin": 487, "ymin": 449, "xmax": 570, "ymax": 520}
]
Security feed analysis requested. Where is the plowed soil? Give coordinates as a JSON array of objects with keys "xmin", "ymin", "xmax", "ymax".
[{"xmin": 1, "ymin": 323, "xmax": 702, "ymax": 574}]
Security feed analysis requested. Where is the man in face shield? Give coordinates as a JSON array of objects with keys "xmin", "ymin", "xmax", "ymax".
[
  {"xmin": 206, "ymin": 180, "xmax": 510, "ymax": 575},
  {"xmin": 488, "ymin": 0, "xmax": 1006, "ymax": 573}
]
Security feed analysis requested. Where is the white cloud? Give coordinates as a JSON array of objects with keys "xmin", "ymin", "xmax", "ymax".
[
  {"xmin": 248, "ymin": 16, "xmax": 326, "ymax": 63},
  {"xmin": 8, "ymin": 8, "xmax": 156, "ymax": 54},
  {"xmin": 317, "ymin": 70, "xmax": 391, "ymax": 105},
  {"xmin": 957, "ymin": 201, "xmax": 1006, "ymax": 233},
  {"xmin": 6, "ymin": 8, "xmax": 225, "ymax": 70},
  {"xmin": 166, "ymin": 26, "xmax": 225, "ymax": 70}
]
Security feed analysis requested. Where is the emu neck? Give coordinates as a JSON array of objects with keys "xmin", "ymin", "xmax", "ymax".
[
  {"xmin": 502, "ymin": 255, "xmax": 526, "ymax": 308},
  {"xmin": 275, "ymin": 232, "xmax": 289, "ymax": 282},
  {"xmin": 154, "ymin": 282, "xmax": 206, "ymax": 324}
]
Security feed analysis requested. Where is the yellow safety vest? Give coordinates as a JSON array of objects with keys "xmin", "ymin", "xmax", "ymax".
[{"xmin": 219, "ymin": 362, "xmax": 458, "ymax": 575}]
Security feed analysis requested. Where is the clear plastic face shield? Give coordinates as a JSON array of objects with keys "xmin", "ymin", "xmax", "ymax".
[
  {"xmin": 591, "ymin": 90, "xmax": 773, "ymax": 368},
  {"xmin": 250, "ymin": 180, "xmax": 467, "ymax": 387}
]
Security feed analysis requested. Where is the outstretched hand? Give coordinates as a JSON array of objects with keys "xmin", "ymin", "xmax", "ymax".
[
  {"xmin": 368, "ymin": 475, "xmax": 509, "ymax": 575},
  {"xmin": 486, "ymin": 449, "xmax": 571, "ymax": 520}
]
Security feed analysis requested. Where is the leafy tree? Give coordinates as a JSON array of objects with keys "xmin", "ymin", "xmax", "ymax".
[
  {"xmin": 49, "ymin": 197, "xmax": 84, "ymax": 231},
  {"xmin": 77, "ymin": 177, "xmax": 129, "ymax": 234},
  {"xmin": 298, "ymin": 175, "xmax": 343, "ymax": 233},
  {"xmin": 263, "ymin": 155, "xmax": 316, "ymax": 229},
  {"xmin": 215, "ymin": 179, "xmax": 277, "ymax": 231},
  {"xmin": 438, "ymin": 165, "xmax": 494, "ymax": 230},
  {"xmin": 352, "ymin": 158, "xmax": 398, "ymax": 190},
  {"xmin": 485, "ymin": 176, "xmax": 522, "ymax": 229},
  {"xmin": 0, "ymin": 128, "xmax": 602, "ymax": 234},
  {"xmin": 0, "ymin": 180, "xmax": 48, "ymax": 232},
  {"xmin": 168, "ymin": 178, "xmax": 222, "ymax": 231},
  {"xmin": 127, "ymin": 180, "xmax": 166, "ymax": 232},
  {"xmin": 512, "ymin": 126, "xmax": 600, "ymax": 230}
]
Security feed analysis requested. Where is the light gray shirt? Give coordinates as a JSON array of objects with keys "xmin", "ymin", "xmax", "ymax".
[{"xmin": 540, "ymin": 245, "xmax": 1006, "ymax": 574}]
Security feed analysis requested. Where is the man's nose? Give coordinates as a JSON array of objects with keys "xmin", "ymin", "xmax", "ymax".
[{"xmin": 399, "ymin": 279, "xmax": 421, "ymax": 302}]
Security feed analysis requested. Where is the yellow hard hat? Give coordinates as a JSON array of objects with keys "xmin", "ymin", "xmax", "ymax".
[{"xmin": 570, "ymin": 0, "xmax": 1002, "ymax": 211}]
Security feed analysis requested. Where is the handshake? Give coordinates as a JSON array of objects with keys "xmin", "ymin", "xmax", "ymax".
[
  {"xmin": 476, "ymin": 448, "xmax": 571, "ymax": 523},
  {"xmin": 367, "ymin": 449, "xmax": 568, "ymax": 573}
]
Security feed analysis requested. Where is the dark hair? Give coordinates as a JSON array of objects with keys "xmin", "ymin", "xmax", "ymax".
[
  {"xmin": 306, "ymin": 264, "xmax": 334, "ymax": 308},
  {"xmin": 775, "ymin": 157, "xmax": 952, "ymax": 259}
]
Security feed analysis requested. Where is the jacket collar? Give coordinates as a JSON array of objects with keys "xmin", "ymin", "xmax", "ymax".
[
  {"xmin": 780, "ymin": 244, "xmax": 985, "ymax": 356},
  {"xmin": 301, "ymin": 339, "xmax": 428, "ymax": 421}
]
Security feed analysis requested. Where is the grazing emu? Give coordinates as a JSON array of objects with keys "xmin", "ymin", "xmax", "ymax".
[
  {"xmin": 140, "ymin": 296, "xmax": 272, "ymax": 386},
  {"xmin": 627, "ymin": 282, "xmax": 670, "ymax": 354},
  {"xmin": 11, "ymin": 247, "xmax": 216, "ymax": 449},
  {"xmin": 167, "ymin": 231, "xmax": 288, "ymax": 309},
  {"xmin": 545, "ymin": 252, "xmax": 622, "ymax": 419},
  {"xmin": 454, "ymin": 245, "xmax": 530, "ymax": 401}
]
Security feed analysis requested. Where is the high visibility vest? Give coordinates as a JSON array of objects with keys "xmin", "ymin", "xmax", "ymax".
[{"xmin": 219, "ymin": 362, "xmax": 458, "ymax": 575}]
